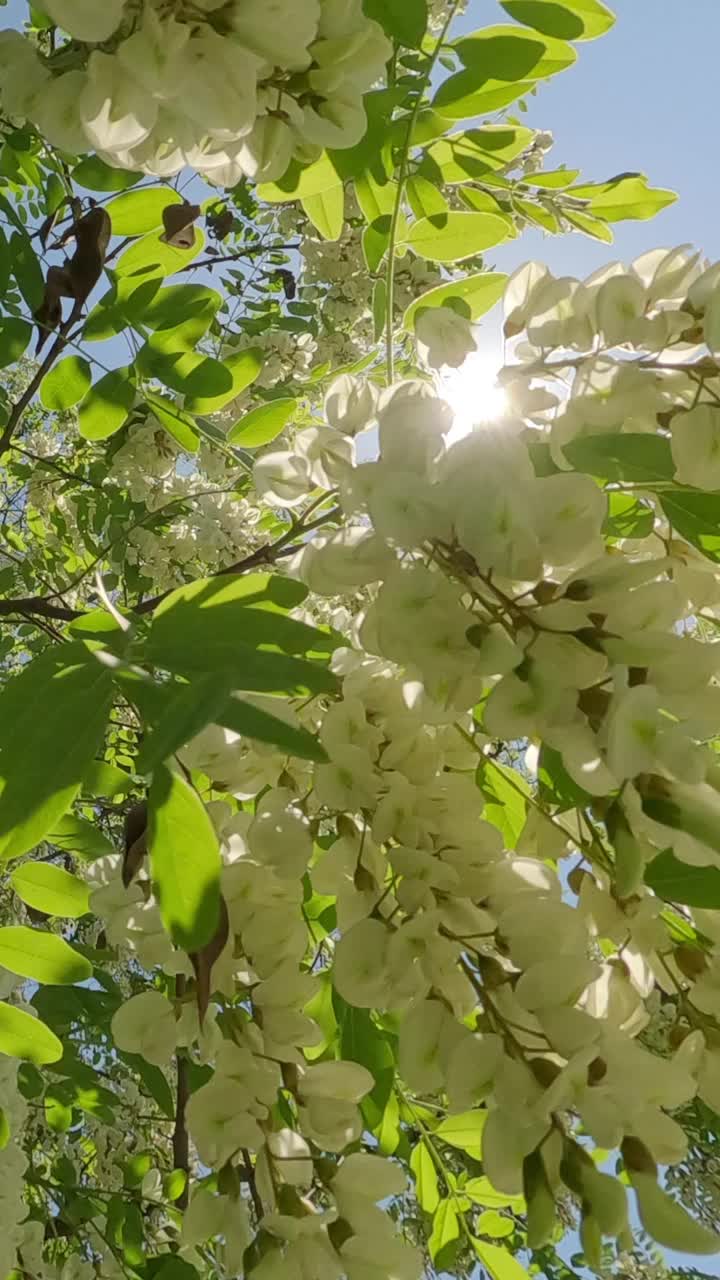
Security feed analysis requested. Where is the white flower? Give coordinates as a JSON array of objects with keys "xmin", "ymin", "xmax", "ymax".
[
  {"xmin": 325, "ymin": 375, "xmax": 377, "ymax": 436},
  {"xmin": 415, "ymin": 305, "xmax": 477, "ymax": 369},
  {"xmin": 253, "ymin": 451, "xmax": 313, "ymax": 506},
  {"xmin": 230, "ymin": 0, "xmax": 320, "ymax": 69},
  {"xmin": 110, "ymin": 991, "xmax": 176, "ymax": 1067},
  {"xmin": 39, "ymin": 0, "xmax": 126, "ymax": 42},
  {"xmin": 80, "ymin": 52, "xmax": 158, "ymax": 153},
  {"xmin": 671, "ymin": 403, "xmax": 720, "ymax": 489}
]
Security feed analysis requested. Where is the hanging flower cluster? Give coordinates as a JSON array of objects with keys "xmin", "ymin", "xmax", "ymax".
[{"xmin": 0, "ymin": 0, "xmax": 391, "ymax": 182}]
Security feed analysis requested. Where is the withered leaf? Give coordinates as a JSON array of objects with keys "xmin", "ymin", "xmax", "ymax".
[
  {"xmin": 190, "ymin": 895, "xmax": 229, "ymax": 1024},
  {"xmin": 160, "ymin": 201, "xmax": 201, "ymax": 249},
  {"xmin": 207, "ymin": 208, "xmax": 235, "ymax": 241},
  {"xmin": 122, "ymin": 800, "xmax": 147, "ymax": 888}
]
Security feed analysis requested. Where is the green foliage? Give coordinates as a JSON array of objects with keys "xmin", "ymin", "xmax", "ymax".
[{"xmin": 147, "ymin": 766, "xmax": 221, "ymax": 952}]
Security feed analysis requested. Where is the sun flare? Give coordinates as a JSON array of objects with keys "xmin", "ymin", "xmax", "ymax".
[{"xmin": 440, "ymin": 350, "xmax": 508, "ymax": 443}]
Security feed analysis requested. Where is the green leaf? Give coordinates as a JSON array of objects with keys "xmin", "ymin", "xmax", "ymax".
[
  {"xmin": 0, "ymin": 1002, "xmax": 62, "ymax": 1064},
  {"xmin": 78, "ymin": 366, "xmax": 135, "ymax": 441},
  {"xmin": 147, "ymin": 573, "xmax": 337, "ymax": 668},
  {"xmin": 569, "ymin": 174, "xmax": 676, "ymax": 221},
  {"xmin": 81, "ymin": 760, "xmax": 134, "ymax": 800},
  {"xmin": 0, "ymin": 318, "xmax": 31, "ymax": 370},
  {"xmin": 183, "ymin": 348, "xmax": 263, "ymax": 415},
  {"xmin": 563, "ymin": 433, "xmax": 674, "ymax": 483},
  {"xmin": 644, "ymin": 849, "xmax": 720, "ymax": 908},
  {"xmin": 436, "ymin": 1109, "xmax": 487, "ymax": 1158},
  {"xmin": 402, "ymin": 210, "xmax": 512, "ymax": 261},
  {"xmin": 355, "ymin": 173, "xmax": 397, "ymax": 223},
  {"xmin": 404, "ymin": 271, "xmax": 507, "ymax": 330},
  {"xmin": 364, "ymin": 0, "xmax": 428, "ymax": 46},
  {"xmin": 362, "ymin": 215, "xmax": 393, "ymax": 272},
  {"xmin": 538, "ymin": 744, "xmax": 593, "ymax": 809},
  {"xmin": 434, "ymin": 73, "xmax": 534, "ymax": 119},
  {"xmin": 0, "ymin": 1105, "xmax": 8, "ymax": 1149},
  {"xmin": 39, "ymin": 356, "xmax": 92, "ymax": 411},
  {"xmin": 466, "ymin": 1178, "xmax": 525, "ymax": 1211},
  {"xmin": 147, "ymin": 766, "xmax": 221, "ymax": 953},
  {"xmin": 406, "ymin": 175, "xmax": 449, "ymax": 220},
  {"xmin": 164, "ymin": 1169, "xmax": 188, "ymax": 1203},
  {"xmin": 429, "ymin": 1199, "xmax": 460, "ymax": 1264},
  {"xmin": 142, "ymin": 283, "xmax": 221, "ymax": 343},
  {"xmin": 136, "ymin": 671, "xmax": 237, "ymax": 774},
  {"xmin": 0, "ymin": 643, "xmax": 113, "ymax": 860},
  {"xmin": 72, "ymin": 156, "xmax": 142, "ymax": 191},
  {"xmin": 137, "ymin": 346, "xmax": 232, "ymax": 399},
  {"xmin": 119, "ymin": 1052, "xmax": 174, "ymax": 1119},
  {"xmin": 144, "ymin": 391, "xmax": 199, "ymax": 453},
  {"xmin": 477, "ymin": 1210, "xmax": 514, "ymax": 1238},
  {"xmin": 660, "ymin": 490, "xmax": 720, "ymax": 562},
  {"xmin": 105, "ymin": 188, "xmax": 182, "ymax": 236},
  {"xmin": 476, "ymin": 760, "xmax": 530, "ymax": 847},
  {"xmin": 0, "ymin": 926, "xmax": 92, "ymax": 985},
  {"xmin": 227, "ymin": 397, "xmax": 296, "ymax": 447},
  {"xmin": 564, "ymin": 208, "xmax": 614, "ymax": 241},
  {"xmin": 603, "ymin": 492, "xmax": 655, "ymax": 540},
  {"xmin": 500, "ymin": 0, "xmax": 615, "ymax": 41},
  {"xmin": 454, "ymin": 24, "xmax": 577, "ymax": 79},
  {"xmin": 301, "ymin": 185, "xmax": 344, "ymax": 240},
  {"xmin": 84, "ymin": 276, "xmax": 163, "ymax": 342},
  {"xmin": 221, "ymin": 696, "xmax": 327, "ymax": 762},
  {"xmin": 114, "ymin": 227, "xmax": 204, "ymax": 279},
  {"xmin": 473, "ymin": 1239, "xmax": 529, "ymax": 1280},
  {"xmin": 11, "ymin": 864, "xmax": 90, "ymax": 918},
  {"xmin": 425, "ymin": 126, "xmax": 534, "ymax": 183},
  {"xmin": 10, "ymin": 231, "xmax": 44, "ymax": 310},
  {"xmin": 45, "ymin": 1089, "xmax": 73, "ymax": 1132},
  {"xmin": 410, "ymin": 1140, "xmax": 440, "ymax": 1213},
  {"xmin": 258, "ymin": 152, "xmax": 341, "ymax": 203}
]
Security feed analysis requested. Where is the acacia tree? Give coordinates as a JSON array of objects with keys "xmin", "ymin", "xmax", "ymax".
[{"xmin": 0, "ymin": 2, "xmax": 720, "ymax": 1279}]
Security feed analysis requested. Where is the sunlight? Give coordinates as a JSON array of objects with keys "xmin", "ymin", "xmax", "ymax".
[{"xmin": 440, "ymin": 350, "xmax": 508, "ymax": 443}]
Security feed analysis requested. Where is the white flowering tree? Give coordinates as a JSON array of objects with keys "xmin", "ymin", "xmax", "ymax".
[{"xmin": 0, "ymin": 3, "xmax": 719, "ymax": 1280}]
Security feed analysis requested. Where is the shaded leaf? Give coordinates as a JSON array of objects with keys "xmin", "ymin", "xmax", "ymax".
[
  {"xmin": 147, "ymin": 766, "xmax": 221, "ymax": 952},
  {"xmin": 0, "ymin": 643, "xmax": 113, "ymax": 860},
  {"xmin": 78, "ymin": 366, "xmax": 135, "ymax": 441},
  {"xmin": 40, "ymin": 356, "xmax": 92, "ymax": 410},
  {"xmin": 644, "ymin": 849, "xmax": 720, "ymax": 908}
]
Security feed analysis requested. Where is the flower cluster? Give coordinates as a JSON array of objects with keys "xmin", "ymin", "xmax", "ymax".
[{"xmin": 0, "ymin": 0, "xmax": 391, "ymax": 181}]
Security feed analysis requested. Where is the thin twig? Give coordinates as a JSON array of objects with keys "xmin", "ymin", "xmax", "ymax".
[
  {"xmin": 178, "ymin": 242, "xmax": 300, "ymax": 272},
  {"xmin": 0, "ymin": 315, "xmax": 83, "ymax": 458},
  {"xmin": 242, "ymin": 1148, "xmax": 264, "ymax": 1223},
  {"xmin": 172, "ymin": 973, "xmax": 190, "ymax": 1211}
]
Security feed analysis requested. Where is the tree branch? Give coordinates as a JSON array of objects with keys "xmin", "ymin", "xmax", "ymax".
[
  {"xmin": 0, "ymin": 315, "xmax": 83, "ymax": 459},
  {"xmin": 0, "ymin": 507, "xmax": 341, "ymax": 624},
  {"xmin": 172, "ymin": 973, "xmax": 190, "ymax": 1211},
  {"xmin": 177, "ymin": 242, "xmax": 299, "ymax": 272}
]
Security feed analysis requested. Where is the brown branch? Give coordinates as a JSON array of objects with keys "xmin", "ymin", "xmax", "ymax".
[
  {"xmin": 242, "ymin": 1148, "xmax": 263, "ymax": 1223},
  {"xmin": 0, "ymin": 596, "xmax": 81, "ymax": 621},
  {"xmin": 0, "ymin": 314, "xmax": 83, "ymax": 459},
  {"xmin": 172, "ymin": 973, "xmax": 190, "ymax": 1211},
  {"xmin": 0, "ymin": 507, "xmax": 341, "ymax": 624},
  {"xmin": 177, "ymin": 242, "xmax": 299, "ymax": 272}
]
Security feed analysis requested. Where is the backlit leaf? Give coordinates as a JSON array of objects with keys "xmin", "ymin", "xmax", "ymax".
[{"xmin": 147, "ymin": 766, "xmax": 221, "ymax": 952}]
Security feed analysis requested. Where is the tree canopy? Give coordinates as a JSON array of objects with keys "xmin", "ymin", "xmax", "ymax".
[{"xmin": 0, "ymin": 4, "xmax": 719, "ymax": 1280}]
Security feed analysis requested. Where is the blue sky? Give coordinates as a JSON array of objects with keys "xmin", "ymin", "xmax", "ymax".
[{"xmin": 461, "ymin": 0, "xmax": 720, "ymax": 276}]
